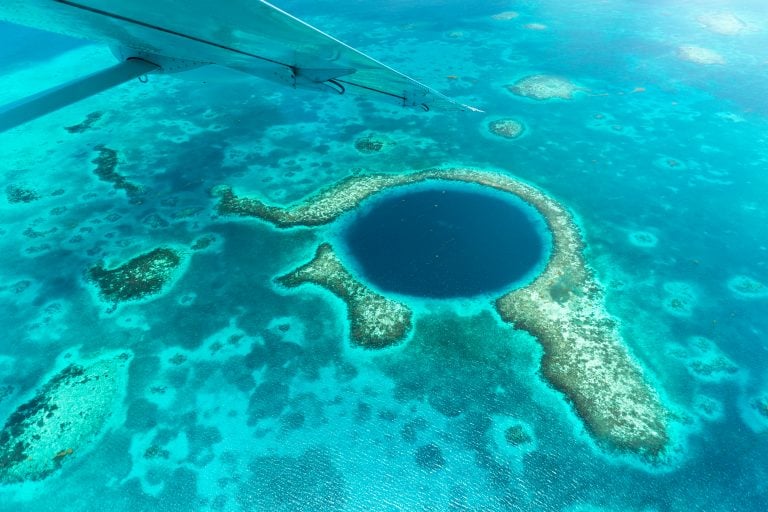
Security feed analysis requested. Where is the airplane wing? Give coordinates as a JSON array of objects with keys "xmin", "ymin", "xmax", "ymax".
[{"xmin": 0, "ymin": 0, "xmax": 480, "ymax": 132}]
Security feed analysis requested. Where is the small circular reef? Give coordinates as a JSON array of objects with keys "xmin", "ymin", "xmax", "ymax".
[
  {"xmin": 214, "ymin": 168, "xmax": 672, "ymax": 460},
  {"xmin": 487, "ymin": 118, "xmax": 525, "ymax": 139}
]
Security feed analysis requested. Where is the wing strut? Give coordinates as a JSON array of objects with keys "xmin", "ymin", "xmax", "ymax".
[{"xmin": 0, "ymin": 58, "xmax": 159, "ymax": 133}]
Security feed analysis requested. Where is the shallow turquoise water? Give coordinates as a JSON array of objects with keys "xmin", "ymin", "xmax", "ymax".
[{"xmin": 1, "ymin": 0, "xmax": 767, "ymax": 510}]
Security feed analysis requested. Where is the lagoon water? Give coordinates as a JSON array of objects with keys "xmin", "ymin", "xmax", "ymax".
[{"xmin": 1, "ymin": 1, "xmax": 768, "ymax": 511}]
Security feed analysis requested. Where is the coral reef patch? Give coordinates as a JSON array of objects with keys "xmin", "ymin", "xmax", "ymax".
[
  {"xmin": 487, "ymin": 118, "xmax": 525, "ymax": 139},
  {"xmin": 353, "ymin": 136, "xmax": 393, "ymax": 154},
  {"xmin": 751, "ymin": 397, "xmax": 768, "ymax": 420},
  {"xmin": 414, "ymin": 443, "xmax": 445, "ymax": 471},
  {"xmin": 65, "ymin": 111, "xmax": 104, "ymax": 134},
  {"xmin": 217, "ymin": 168, "xmax": 670, "ymax": 458},
  {"xmin": 667, "ymin": 336, "xmax": 740, "ymax": 382},
  {"xmin": 727, "ymin": 275, "xmax": 768, "ymax": 299},
  {"xmin": 87, "ymin": 247, "xmax": 185, "ymax": 305},
  {"xmin": 277, "ymin": 243, "xmax": 412, "ymax": 348},
  {"xmin": 5, "ymin": 184, "xmax": 40, "ymax": 204},
  {"xmin": 661, "ymin": 281, "xmax": 699, "ymax": 317},
  {"xmin": 490, "ymin": 415, "xmax": 537, "ymax": 457},
  {"xmin": 507, "ymin": 75, "xmax": 581, "ymax": 100},
  {"xmin": 91, "ymin": 145, "xmax": 142, "ymax": 199},
  {"xmin": 190, "ymin": 234, "xmax": 217, "ymax": 252},
  {"xmin": 628, "ymin": 230, "xmax": 658, "ymax": 248},
  {"xmin": 504, "ymin": 424, "xmax": 533, "ymax": 447},
  {"xmin": 0, "ymin": 350, "xmax": 132, "ymax": 483}
]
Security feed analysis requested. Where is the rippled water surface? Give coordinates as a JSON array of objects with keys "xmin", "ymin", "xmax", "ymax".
[{"xmin": 1, "ymin": 1, "xmax": 767, "ymax": 510}]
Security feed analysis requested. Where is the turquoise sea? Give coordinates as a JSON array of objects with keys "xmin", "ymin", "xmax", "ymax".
[{"xmin": 1, "ymin": 0, "xmax": 767, "ymax": 510}]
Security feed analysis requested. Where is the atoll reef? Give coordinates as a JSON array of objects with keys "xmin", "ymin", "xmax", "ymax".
[
  {"xmin": 216, "ymin": 168, "xmax": 671, "ymax": 458},
  {"xmin": 488, "ymin": 118, "xmax": 525, "ymax": 139},
  {"xmin": 277, "ymin": 243, "xmax": 412, "ymax": 348},
  {"xmin": 0, "ymin": 350, "xmax": 132, "ymax": 483},
  {"xmin": 740, "ymin": 391, "xmax": 768, "ymax": 433},
  {"xmin": 88, "ymin": 247, "xmax": 184, "ymax": 305},
  {"xmin": 507, "ymin": 75, "xmax": 580, "ymax": 101},
  {"xmin": 486, "ymin": 177, "xmax": 669, "ymax": 457},
  {"xmin": 677, "ymin": 46, "xmax": 726, "ymax": 65}
]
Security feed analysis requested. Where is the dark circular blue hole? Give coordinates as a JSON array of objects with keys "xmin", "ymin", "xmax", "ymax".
[{"xmin": 341, "ymin": 185, "xmax": 550, "ymax": 299}]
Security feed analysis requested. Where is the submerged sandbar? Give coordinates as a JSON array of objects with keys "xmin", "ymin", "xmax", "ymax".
[{"xmin": 216, "ymin": 168, "xmax": 670, "ymax": 457}]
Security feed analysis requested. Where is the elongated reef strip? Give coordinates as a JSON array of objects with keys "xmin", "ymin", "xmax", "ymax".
[
  {"xmin": 277, "ymin": 243, "xmax": 412, "ymax": 348},
  {"xmin": 218, "ymin": 168, "xmax": 670, "ymax": 457},
  {"xmin": 91, "ymin": 145, "xmax": 142, "ymax": 198}
]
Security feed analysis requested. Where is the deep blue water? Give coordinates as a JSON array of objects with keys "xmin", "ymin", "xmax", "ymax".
[
  {"xmin": 1, "ymin": 1, "xmax": 768, "ymax": 511},
  {"xmin": 342, "ymin": 187, "xmax": 548, "ymax": 298}
]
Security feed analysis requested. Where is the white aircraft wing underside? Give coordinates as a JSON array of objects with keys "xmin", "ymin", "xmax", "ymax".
[{"xmin": 0, "ymin": 0, "xmax": 476, "ymax": 112}]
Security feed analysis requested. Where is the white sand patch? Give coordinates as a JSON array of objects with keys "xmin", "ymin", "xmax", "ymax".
[
  {"xmin": 678, "ymin": 45, "xmax": 726, "ymax": 65},
  {"xmin": 697, "ymin": 12, "xmax": 750, "ymax": 35}
]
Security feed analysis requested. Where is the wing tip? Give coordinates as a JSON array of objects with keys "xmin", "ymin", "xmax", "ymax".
[{"xmin": 462, "ymin": 104, "xmax": 484, "ymax": 113}]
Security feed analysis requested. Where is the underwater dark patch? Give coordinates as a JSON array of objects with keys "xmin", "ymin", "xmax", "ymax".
[{"xmin": 342, "ymin": 186, "xmax": 549, "ymax": 298}]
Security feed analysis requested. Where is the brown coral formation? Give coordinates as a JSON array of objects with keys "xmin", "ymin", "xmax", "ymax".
[
  {"xmin": 277, "ymin": 243, "xmax": 412, "ymax": 348},
  {"xmin": 91, "ymin": 145, "xmax": 143, "ymax": 198},
  {"xmin": 88, "ymin": 247, "xmax": 184, "ymax": 304}
]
